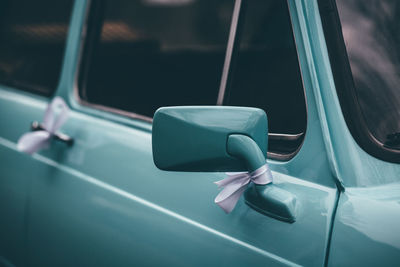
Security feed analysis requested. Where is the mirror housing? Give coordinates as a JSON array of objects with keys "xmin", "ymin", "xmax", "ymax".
[{"xmin": 152, "ymin": 106, "xmax": 268, "ymax": 172}]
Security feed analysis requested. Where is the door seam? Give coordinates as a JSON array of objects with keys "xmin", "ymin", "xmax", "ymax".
[{"xmin": 323, "ymin": 188, "xmax": 341, "ymax": 267}]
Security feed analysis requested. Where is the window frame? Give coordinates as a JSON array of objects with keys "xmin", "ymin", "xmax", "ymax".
[
  {"xmin": 318, "ymin": 0, "xmax": 400, "ymax": 163},
  {"xmin": 75, "ymin": 0, "xmax": 308, "ymax": 161}
]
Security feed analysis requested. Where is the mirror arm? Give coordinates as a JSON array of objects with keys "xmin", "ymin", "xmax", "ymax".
[
  {"xmin": 226, "ymin": 134, "xmax": 266, "ymax": 172},
  {"xmin": 227, "ymin": 135, "xmax": 297, "ymax": 223}
]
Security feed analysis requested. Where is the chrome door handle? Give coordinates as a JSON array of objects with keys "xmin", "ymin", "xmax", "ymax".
[{"xmin": 31, "ymin": 121, "xmax": 74, "ymax": 146}]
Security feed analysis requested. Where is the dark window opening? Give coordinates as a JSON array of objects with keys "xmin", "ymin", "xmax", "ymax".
[
  {"xmin": 79, "ymin": 0, "xmax": 307, "ymax": 159},
  {"xmin": 0, "ymin": 0, "xmax": 73, "ymax": 96},
  {"xmin": 80, "ymin": 0, "xmax": 234, "ymax": 117},
  {"xmin": 223, "ymin": 0, "xmax": 306, "ymax": 155}
]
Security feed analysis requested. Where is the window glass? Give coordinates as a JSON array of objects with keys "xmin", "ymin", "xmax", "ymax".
[
  {"xmin": 0, "ymin": 0, "xmax": 73, "ymax": 96},
  {"xmin": 80, "ymin": 0, "xmax": 307, "ymax": 157},
  {"xmin": 336, "ymin": 0, "xmax": 400, "ymax": 149},
  {"xmin": 223, "ymin": 0, "xmax": 306, "ymax": 154},
  {"xmin": 80, "ymin": 0, "xmax": 234, "ymax": 117},
  {"xmin": 223, "ymin": 0, "xmax": 306, "ymax": 136}
]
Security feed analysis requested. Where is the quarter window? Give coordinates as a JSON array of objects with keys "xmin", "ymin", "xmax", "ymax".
[
  {"xmin": 79, "ymin": 0, "xmax": 307, "ymax": 158},
  {"xmin": 0, "ymin": 0, "xmax": 73, "ymax": 96},
  {"xmin": 336, "ymin": 0, "xmax": 400, "ymax": 150},
  {"xmin": 319, "ymin": 0, "xmax": 400, "ymax": 162}
]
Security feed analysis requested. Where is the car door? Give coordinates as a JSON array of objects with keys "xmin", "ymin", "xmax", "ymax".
[
  {"xmin": 0, "ymin": 1, "xmax": 74, "ymax": 266},
  {"xmin": 2, "ymin": 0, "xmax": 340, "ymax": 266}
]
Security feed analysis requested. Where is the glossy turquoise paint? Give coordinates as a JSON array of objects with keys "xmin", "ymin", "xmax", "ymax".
[
  {"xmin": 0, "ymin": 88, "xmax": 337, "ymax": 266},
  {"xmin": 0, "ymin": 0, "xmax": 340, "ymax": 266},
  {"xmin": 245, "ymin": 184, "xmax": 297, "ymax": 223},
  {"xmin": 296, "ymin": 0, "xmax": 400, "ymax": 264},
  {"xmin": 152, "ymin": 106, "xmax": 268, "ymax": 172},
  {"xmin": 153, "ymin": 107, "xmax": 298, "ymax": 221},
  {"xmin": 227, "ymin": 134, "xmax": 267, "ymax": 172},
  {"xmin": 298, "ymin": 0, "xmax": 400, "ymax": 187},
  {"xmin": 0, "ymin": 89, "xmax": 49, "ymax": 267},
  {"xmin": 328, "ymin": 184, "xmax": 400, "ymax": 266},
  {"xmin": 0, "ymin": 0, "xmax": 397, "ymax": 266}
]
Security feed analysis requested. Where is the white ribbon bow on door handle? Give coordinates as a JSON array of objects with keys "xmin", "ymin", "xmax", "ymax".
[
  {"xmin": 17, "ymin": 97, "xmax": 70, "ymax": 155},
  {"xmin": 214, "ymin": 163, "xmax": 273, "ymax": 213}
]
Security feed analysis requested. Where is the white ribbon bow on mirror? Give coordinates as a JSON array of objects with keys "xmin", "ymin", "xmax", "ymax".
[
  {"xmin": 17, "ymin": 97, "xmax": 70, "ymax": 155},
  {"xmin": 214, "ymin": 163, "xmax": 273, "ymax": 213}
]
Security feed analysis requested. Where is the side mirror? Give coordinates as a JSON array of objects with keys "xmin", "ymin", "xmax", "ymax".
[
  {"xmin": 152, "ymin": 106, "xmax": 268, "ymax": 173},
  {"xmin": 152, "ymin": 106, "xmax": 296, "ymax": 222}
]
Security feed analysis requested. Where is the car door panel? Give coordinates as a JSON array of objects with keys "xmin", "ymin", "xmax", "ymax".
[
  {"xmin": 26, "ymin": 131, "xmax": 336, "ymax": 266},
  {"xmin": 0, "ymin": 143, "xmax": 30, "ymax": 267},
  {"xmin": 27, "ymin": 157, "xmax": 336, "ymax": 267},
  {"xmin": 328, "ymin": 185, "xmax": 400, "ymax": 266},
  {"xmin": 0, "ymin": 90, "xmax": 337, "ymax": 266},
  {"xmin": 0, "ymin": 90, "xmax": 50, "ymax": 267}
]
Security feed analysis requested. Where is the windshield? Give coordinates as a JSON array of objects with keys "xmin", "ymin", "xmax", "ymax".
[{"xmin": 336, "ymin": 0, "xmax": 400, "ymax": 149}]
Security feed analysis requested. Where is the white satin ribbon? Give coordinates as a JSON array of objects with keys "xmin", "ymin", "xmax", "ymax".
[
  {"xmin": 214, "ymin": 163, "xmax": 273, "ymax": 213},
  {"xmin": 17, "ymin": 97, "xmax": 70, "ymax": 155}
]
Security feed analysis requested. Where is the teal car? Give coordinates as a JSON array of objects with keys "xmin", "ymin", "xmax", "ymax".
[{"xmin": 1, "ymin": 0, "xmax": 399, "ymax": 266}]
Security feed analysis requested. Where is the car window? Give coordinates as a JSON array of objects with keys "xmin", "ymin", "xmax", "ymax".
[
  {"xmin": 319, "ymin": 0, "xmax": 400, "ymax": 162},
  {"xmin": 79, "ymin": 0, "xmax": 234, "ymax": 117},
  {"xmin": 0, "ymin": 0, "xmax": 73, "ymax": 96},
  {"xmin": 336, "ymin": 0, "xmax": 400, "ymax": 150},
  {"xmin": 79, "ymin": 0, "xmax": 307, "ymax": 158},
  {"xmin": 223, "ymin": 0, "xmax": 306, "ymax": 155}
]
